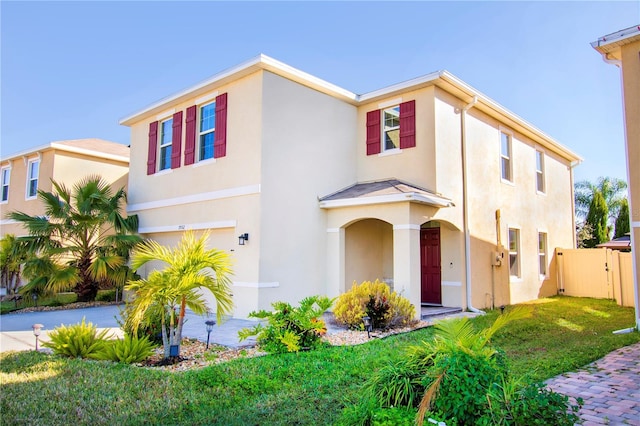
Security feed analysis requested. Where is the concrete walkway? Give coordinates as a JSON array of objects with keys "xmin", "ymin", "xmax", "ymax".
[
  {"xmin": 0, "ymin": 305, "xmax": 259, "ymax": 352},
  {"xmin": 546, "ymin": 341, "xmax": 640, "ymax": 426}
]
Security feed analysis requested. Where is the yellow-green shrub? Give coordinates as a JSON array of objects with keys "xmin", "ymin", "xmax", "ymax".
[{"xmin": 333, "ymin": 280, "xmax": 416, "ymax": 330}]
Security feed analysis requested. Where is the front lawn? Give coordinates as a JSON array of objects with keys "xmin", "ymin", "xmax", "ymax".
[{"xmin": 1, "ymin": 296, "xmax": 638, "ymax": 425}]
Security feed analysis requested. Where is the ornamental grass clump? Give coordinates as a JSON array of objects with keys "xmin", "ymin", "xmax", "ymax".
[
  {"xmin": 92, "ymin": 334, "xmax": 156, "ymax": 364},
  {"xmin": 333, "ymin": 279, "xmax": 415, "ymax": 330},
  {"xmin": 43, "ymin": 317, "xmax": 111, "ymax": 358}
]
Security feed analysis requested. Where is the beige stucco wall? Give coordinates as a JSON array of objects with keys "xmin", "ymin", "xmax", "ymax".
[
  {"xmin": 620, "ymin": 39, "xmax": 640, "ymax": 326},
  {"xmin": 257, "ymin": 71, "xmax": 357, "ymax": 310}
]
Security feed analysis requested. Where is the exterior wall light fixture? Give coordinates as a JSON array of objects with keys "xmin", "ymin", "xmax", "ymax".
[{"xmin": 238, "ymin": 233, "xmax": 249, "ymax": 245}]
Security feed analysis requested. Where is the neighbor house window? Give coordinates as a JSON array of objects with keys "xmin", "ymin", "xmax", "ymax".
[
  {"xmin": 159, "ymin": 118, "xmax": 173, "ymax": 171},
  {"xmin": 501, "ymin": 132, "xmax": 512, "ymax": 182},
  {"xmin": 538, "ymin": 232, "xmax": 547, "ymax": 276},
  {"xmin": 536, "ymin": 150, "xmax": 545, "ymax": 193},
  {"xmin": 508, "ymin": 228, "xmax": 520, "ymax": 278},
  {"xmin": 26, "ymin": 159, "xmax": 39, "ymax": 198},
  {"xmin": 1, "ymin": 167, "xmax": 10, "ymax": 202},
  {"xmin": 199, "ymin": 102, "xmax": 216, "ymax": 161},
  {"xmin": 382, "ymin": 105, "xmax": 400, "ymax": 151}
]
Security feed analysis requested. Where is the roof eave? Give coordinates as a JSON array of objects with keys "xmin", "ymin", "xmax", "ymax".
[
  {"xmin": 119, "ymin": 54, "xmax": 359, "ymax": 126},
  {"xmin": 319, "ymin": 192, "xmax": 453, "ymax": 209}
]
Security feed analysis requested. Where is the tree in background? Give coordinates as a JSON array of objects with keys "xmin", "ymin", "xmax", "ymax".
[
  {"xmin": 8, "ymin": 176, "xmax": 141, "ymax": 302},
  {"xmin": 575, "ymin": 177, "xmax": 627, "ymax": 223},
  {"xmin": 0, "ymin": 234, "xmax": 27, "ymax": 297},
  {"xmin": 583, "ymin": 191, "xmax": 610, "ymax": 248},
  {"xmin": 575, "ymin": 177, "xmax": 627, "ymax": 246},
  {"xmin": 614, "ymin": 198, "xmax": 630, "ymax": 239}
]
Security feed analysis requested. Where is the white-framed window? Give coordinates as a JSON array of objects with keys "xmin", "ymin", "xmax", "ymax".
[
  {"xmin": 538, "ymin": 232, "xmax": 548, "ymax": 277},
  {"xmin": 382, "ymin": 105, "xmax": 400, "ymax": 151},
  {"xmin": 199, "ymin": 101, "xmax": 216, "ymax": 161},
  {"xmin": 508, "ymin": 228, "xmax": 520, "ymax": 278},
  {"xmin": 501, "ymin": 131, "xmax": 512, "ymax": 182},
  {"xmin": 536, "ymin": 150, "xmax": 545, "ymax": 193},
  {"xmin": 159, "ymin": 118, "xmax": 173, "ymax": 171},
  {"xmin": 1, "ymin": 167, "xmax": 10, "ymax": 202},
  {"xmin": 26, "ymin": 159, "xmax": 39, "ymax": 198}
]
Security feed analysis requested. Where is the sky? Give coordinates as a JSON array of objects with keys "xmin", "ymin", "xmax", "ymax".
[{"xmin": 1, "ymin": 1, "xmax": 638, "ymax": 185}]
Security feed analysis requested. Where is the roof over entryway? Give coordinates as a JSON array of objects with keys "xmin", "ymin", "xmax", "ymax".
[{"xmin": 319, "ymin": 179, "xmax": 454, "ymax": 209}]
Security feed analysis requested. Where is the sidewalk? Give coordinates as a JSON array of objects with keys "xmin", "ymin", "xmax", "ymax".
[{"xmin": 545, "ymin": 341, "xmax": 640, "ymax": 426}]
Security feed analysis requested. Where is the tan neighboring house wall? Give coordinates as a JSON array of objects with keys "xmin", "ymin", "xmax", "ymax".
[
  {"xmin": 120, "ymin": 55, "xmax": 581, "ymax": 319},
  {"xmin": 593, "ymin": 26, "xmax": 640, "ymax": 329},
  {"xmin": 0, "ymin": 139, "xmax": 130, "ymax": 237}
]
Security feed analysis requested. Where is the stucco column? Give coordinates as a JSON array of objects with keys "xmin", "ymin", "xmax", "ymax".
[
  {"xmin": 326, "ymin": 227, "xmax": 345, "ymax": 301},
  {"xmin": 393, "ymin": 225, "xmax": 422, "ymax": 319}
]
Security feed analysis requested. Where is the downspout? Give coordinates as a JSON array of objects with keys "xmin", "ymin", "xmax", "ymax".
[
  {"xmin": 569, "ymin": 160, "xmax": 581, "ymax": 248},
  {"xmin": 460, "ymin": 96, "xmax": 484, "ymax": 314}
]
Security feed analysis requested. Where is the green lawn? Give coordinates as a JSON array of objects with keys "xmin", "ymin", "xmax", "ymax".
[{"xmin": 1, "ymin": 296, "xmax": 638, "ymax": 425}]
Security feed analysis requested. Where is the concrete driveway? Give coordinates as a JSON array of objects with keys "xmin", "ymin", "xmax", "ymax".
[{"xmin": 0, "ymin": 304, "xmax": 258, "ymax": 352}]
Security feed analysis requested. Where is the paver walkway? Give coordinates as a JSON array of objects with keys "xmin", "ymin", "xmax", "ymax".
[{"xmin": 546, "ymin": 341, "xmax": 640, "ymax": 425}]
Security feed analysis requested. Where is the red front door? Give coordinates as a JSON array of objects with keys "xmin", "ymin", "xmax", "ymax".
[{"xmin": 421, "ymin": 228, "xmax": 442, "ymax": 304}]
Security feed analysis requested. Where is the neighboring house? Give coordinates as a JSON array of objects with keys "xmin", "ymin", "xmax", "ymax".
[
  {"xmin": 593, "ymin": 25, "xmax": 640, "ymax": 330},
  {"xmin": 120, "ymin": 55, "xmax": 581, "ymax": 319},
  {"xmin": 0, "ymin": 138, "xmax": 130, "ymax": 238}
]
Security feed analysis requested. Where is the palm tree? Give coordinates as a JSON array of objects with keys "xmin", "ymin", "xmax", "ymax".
[
  {"xmin": 0, "ymin": 234, "xmax": 28, "ymax": 297},
  {"xmin": 575, "ymin": 176, "xmax": 627, "ymax": 222},
  {"xmin": 125, "ymin": 231, "xmax": 234, "ymax": 359},
  {"xmin": 7, "ymin": 175, "xmax": 141, "ymax": 301}
]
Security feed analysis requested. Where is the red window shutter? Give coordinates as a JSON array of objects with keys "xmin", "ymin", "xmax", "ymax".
[
  {"xmin": 366, "ymin": 109, "xmax": 381, "ymax": 155},
  {"xmin": 171, "ymin": 111, "xmax": 183, "ymax": 169},
  {"xmin": 147, "ymin": 121, "xmax": 158, "ymax": 175},
  {"xmin": 214, "ymin": 93, "xmax": 228, "ymax": 158},
  {"xmin": 399, "ymin": 100, "xmax": 416, "ymax": 149},
  {"xmin": 184, "ymin": 106, "xmax": 197, "ymax": 165}
]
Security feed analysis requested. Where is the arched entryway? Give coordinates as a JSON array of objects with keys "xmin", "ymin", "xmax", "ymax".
[{"xmin": 344, "ymin": 218, "xmax": 394, "ymax": 289}]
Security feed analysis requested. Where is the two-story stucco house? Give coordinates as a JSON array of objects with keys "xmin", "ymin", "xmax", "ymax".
[
  {"xmin": 120, "ymin": 55, "xmax": 581, "ymax": 319},
  {"xmin": 593, "ymin": 25, "xmax": 640, "ymax": 330},
  {"xmin": 0, "ymin": 138, "xmax": 130, "ymax": 238}
]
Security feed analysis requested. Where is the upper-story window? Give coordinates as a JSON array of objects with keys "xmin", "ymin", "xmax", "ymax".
[
  {"xmin": 159, "ymin": 118, "xmax": 173, "ymax": 171},
  {"xmin": 1, "ymin": 167, "xmax": 10, "ymax": 202},
  {"xmin": 27, "ymin": 159, "xmax": 39, "ymax": 198},
  {"xmin": 382, "ymin": 106, "xmax": 400, "ymax": 151},
  {"xmin": 199, "ymin": 102, "xmax": 216, "ymax": 161},
  {"xmin": 366, "ymin": 100, "xmax": 415, "ymax": 155},
  {"xmin": 508, "ymin": 227, "xmax": 520, "ymax": 278},
  {"xmin": 500, "ymin": 131, "xmax": 512, "ymax": 182},
  {"xmin": 536, "ymin": 150, "xmax": 545, "ymax": 193}
]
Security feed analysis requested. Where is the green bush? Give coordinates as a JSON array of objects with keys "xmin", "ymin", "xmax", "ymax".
[
  {"xmin": 238, "ymin": 295, "xmax": 333, "ymax": 353},
  {"xmin": 43, "ymin": 318, "xmax": 111, "ymax": 358},
  {"xmin": 118, "ymin": 302, "xmax": 163, "ymax": 344},
  {"xmin": 92, "ymin": 334, "xmax": 156, "ymax": 364},
  {"xmin": 481, "ymin": 379, "xmax": 582, "ymax": 426},
  {"xmin": 96, "ymin": 289, "xmax": 116, "ymax": 302},
  {"xmin": 333, "ymin": 280, "xmax": 416, "ymax": 330}
]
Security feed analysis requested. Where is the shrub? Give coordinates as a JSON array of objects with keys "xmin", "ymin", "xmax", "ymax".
[
  {"xmin": 43, "ymin": 318, "xmax": 111, "ymax": 358},
  {"xmin": 96, "ymin": 289, "xmax": 116, "ymax": 302},
  {"xmin": 118, "ymin": 302, "xmax": 163, "ymax": 344},
  {"xmin": 92, "ymin": 334, "xmax": 156, "ymax": 364},
  {"xmin": 481, "ymin": 378, "xmax": 582, "ymax": 426},
  {"xmin": 238, "ymin": 295, "xmax": 333, "ymax": 353},
  {"xmin": 333, "ymin": 280, "xmax": 416, "ymax": 330}
]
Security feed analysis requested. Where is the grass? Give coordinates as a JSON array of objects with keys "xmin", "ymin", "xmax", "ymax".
[{"xmin": 1, "ymin": 296, "xmax": 638, "ymax": 425}]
